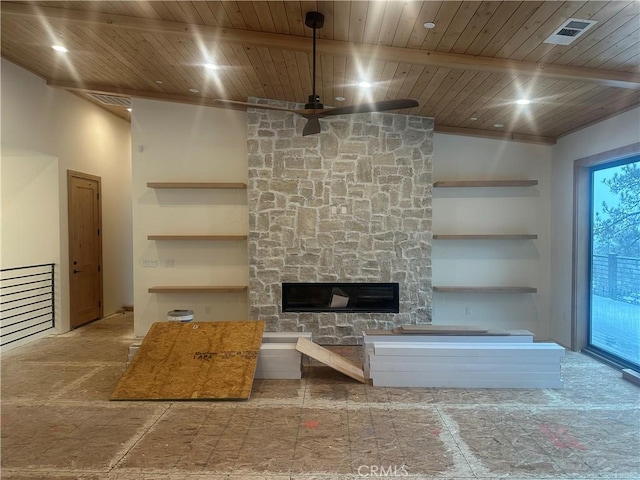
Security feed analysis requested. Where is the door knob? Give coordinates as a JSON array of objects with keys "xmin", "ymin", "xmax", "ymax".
[{"xmin": 73, "ymin": 269, "xmax": 82, "ymax": 274}]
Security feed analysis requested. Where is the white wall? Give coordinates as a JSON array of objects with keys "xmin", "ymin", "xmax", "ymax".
[
  {"xmin": 550, "ymin": 107, "xmax": 640, "ymax": 348},
  {"xmin": 1, "ymin": 148, "xmax": 60, "ymax": 268},
  {"xmin": 1, "ymin": 59, "xmax": 132, "ymax": 332},
  {"xmin": 432, "ymin": 134, "xmax": 553, "ymax": 339},
  {"xmin": 0, "ymin": 148, "xmax": 61, "ymax": 347},
  {"xmin": 131, "ymin": 98, "xmax": 248, "ymax": 336}
]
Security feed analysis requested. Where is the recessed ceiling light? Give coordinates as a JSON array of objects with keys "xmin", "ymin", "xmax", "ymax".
[
  {"xmin": 188, "ymin": 88, "xmax": 200, "ymax": 93},
  {"xmin": 204, "ymin": 63, "xmax": 219, "ymax": 70},
  {"xmin": 52, "ymin": 45, "xmax": 68, "ymax": 53},
  {"xmin": 155, "ymin": 80, "xmax": 164, "ymax": 84},
  {"xmin": 127, "ymin": 108, "xmax": 132, "ymax": 112},
  {"xmin": 493, "ymin": 123, "xmax": 504, "ymax": 128},
  {"xmin": 423, "ymin": 22, "xmax": 436, "ymax": 29},
  {"xmin": 470, "ymin": 117, "xmax": 478, "ymax": 121},
  {"xmin": 335, "ymin": 96, "xmax": 346, "ymax": 102},
  {"xmin": 515, "ymin": 99, "xmax": 531, "ymax": 105},
  {"xmin": 358, "ymin": 81, "xmax": 372, "ymax": 89}
]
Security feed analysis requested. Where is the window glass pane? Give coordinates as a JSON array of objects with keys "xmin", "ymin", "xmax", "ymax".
[{"xmin": 590, "ymin": 157, "xmax": 640, "ymax": 369}]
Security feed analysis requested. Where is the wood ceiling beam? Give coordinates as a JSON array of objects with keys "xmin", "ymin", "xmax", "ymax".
[
  {"xmin": 48, "ymin": 79, "xmax": 556, "ymax": 145},
  {"xmin": 46, "ymin": 80, "xmax": 233, "ymax": 109},
  {"xmin": 434, "ymin": 125, "xmax": 556, "ymax": 146},
  {"xmin": 4, "ymin": 2, "xmax": 640, "ymax": 90}
]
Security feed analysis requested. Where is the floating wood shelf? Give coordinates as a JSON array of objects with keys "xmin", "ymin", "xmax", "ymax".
[
  {"xmin": 147, "ymin": 182, "xmax": 247, "ymax": 189},
  {"xmin": 147, "ymin": 235, "xmax": 248, "ymax": 241},
  {"xmin": 433, "ymin": 180, "xmax": 538, "ymax": 188},
  {"xmin": 433, "ymin": 234, "xmax": 538, "ymax": 240},
  {"xmin": 148, "ymin": 286, "xmax": 248, "ymax": 293},
  {"xmin": 433, "ymin": 286, "xmax": 537, "ymax": 293}
]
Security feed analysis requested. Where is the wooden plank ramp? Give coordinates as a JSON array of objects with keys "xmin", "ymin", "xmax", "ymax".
[
  {"xmin": 295, "ymin": 337, "xmax": 366, "ymax": 383},
  {"xmin": 111, "ymin": 320, "xmax": 264, "ymax": 401}
]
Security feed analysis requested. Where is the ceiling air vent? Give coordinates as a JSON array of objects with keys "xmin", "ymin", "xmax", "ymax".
[
  {"xmin": 86, "ymin": 93, "xmax": 131, "ymax": 107},
  {"xmin": 544, "ymin": 18, "xmax": 597, "ymax": 45}
]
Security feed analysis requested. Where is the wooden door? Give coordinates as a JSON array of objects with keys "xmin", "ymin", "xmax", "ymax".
[{"xmin": 68, "ymin": 170, "xmax": 103, "ymax": 328}]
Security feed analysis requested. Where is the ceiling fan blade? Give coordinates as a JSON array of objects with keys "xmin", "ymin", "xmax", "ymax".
[
  {"xmin": 302, "ymin": 117, "xmax": 321, "ymax": 136},
  {"xmin": 317, "ymin": 99, "xmax": 419, "ymax": 118},
  {"xmin": 215, "ymin": 99, "xmax": 331, "ymax": 118},
  {"xmin": 213, "ymin": 99, "xmax": 300, "ymax": 114}
]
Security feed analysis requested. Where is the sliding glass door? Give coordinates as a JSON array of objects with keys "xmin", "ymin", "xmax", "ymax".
[{"xmin": 588, "ymin": 156, "xmax": 640, "ymax": 370}]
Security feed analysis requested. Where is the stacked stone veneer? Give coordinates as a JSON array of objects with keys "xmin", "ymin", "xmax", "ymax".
[{"xmin": 247, "ymin": 98, "xmax": 433, "ymax": 344}]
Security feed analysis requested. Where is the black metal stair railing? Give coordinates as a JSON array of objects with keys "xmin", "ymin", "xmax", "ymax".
[{"xmin": 1, "ymin": 263, "xmax": 55, "ymax": 347}]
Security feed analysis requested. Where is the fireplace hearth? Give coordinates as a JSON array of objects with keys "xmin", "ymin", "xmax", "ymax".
[{"xmin": 282, "ymin": 283, "xmax": 399, "ymax": 313}]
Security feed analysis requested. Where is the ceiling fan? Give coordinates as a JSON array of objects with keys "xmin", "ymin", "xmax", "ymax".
[{"xmin": 214, "ymin": 11, "xmax": 419, "ymax": 136}]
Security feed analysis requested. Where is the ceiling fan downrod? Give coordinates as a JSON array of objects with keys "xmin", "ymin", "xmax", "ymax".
[
  {"xmin": 305, "ymin": 11, "xmax": 324, "ymax": 110},
  {"xmin": 212, "ymin": 10, "xmax": 418, "ymax": 137}
]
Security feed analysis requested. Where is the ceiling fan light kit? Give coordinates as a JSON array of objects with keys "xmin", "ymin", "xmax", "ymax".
[{"xmin": 214, "ymin": 11, "xmax": 419, "ymax": 136}]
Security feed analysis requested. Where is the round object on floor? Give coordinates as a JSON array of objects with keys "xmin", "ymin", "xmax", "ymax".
[{"xmin": 167, "ymin": 309, "xmax": 194, "ymax": 322}]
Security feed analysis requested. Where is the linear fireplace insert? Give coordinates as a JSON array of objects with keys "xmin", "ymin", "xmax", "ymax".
[{"xmin": 282, "ymin": 282, "xmax": 399, "ymax": 313}]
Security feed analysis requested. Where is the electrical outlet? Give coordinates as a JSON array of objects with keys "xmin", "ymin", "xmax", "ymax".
[
  {"xmin": 165, "ymin": 259, "xmax": 175, "ymax": 268},
  {"xmin": 142, "ymin": 259, "xmax": 158, "ymax": 268},
  {"xmin": 465, "ymin": 306, "xmax": 472, "ymax": 316},
  {"xmin": 205, "ymin": 306, "xmax": 211, "ymax": 315}
]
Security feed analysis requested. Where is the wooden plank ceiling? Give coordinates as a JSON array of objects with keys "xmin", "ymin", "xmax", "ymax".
[{"xmin": 2, "ymin": 1, "xmax": 639, "ymax": 144}]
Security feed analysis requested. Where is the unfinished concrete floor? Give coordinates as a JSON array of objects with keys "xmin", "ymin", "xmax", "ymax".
[{"xmin": 1, "ymin": 313, "xmax": 638, "ymax": 480}]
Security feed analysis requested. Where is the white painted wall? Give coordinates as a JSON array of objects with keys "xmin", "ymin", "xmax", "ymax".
[
  {"xmin": 1, "ymin": 149, "xmax": 60, "ymax": 268},
  {"xmin": 0, "ymin": 59, "xmax": 132, "ymax": 333},
  {"xmin": 550, "ymin": 107, "xmax": 640, "ymax": 348},
  {"xmin": 131, "ymin": 98, "xmax": 248, "ymax": 336},
  {"xmin": 432, "ymin": 134, "xmax": 553, "ymax": 339},
  {"xmin": 0, "ymin": 148, "xmax": 60, "ymax": 347}
]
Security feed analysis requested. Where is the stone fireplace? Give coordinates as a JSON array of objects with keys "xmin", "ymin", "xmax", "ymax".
[{"xmin": 247, "ymin": 98, "xmax": 433, "ymax": 344}]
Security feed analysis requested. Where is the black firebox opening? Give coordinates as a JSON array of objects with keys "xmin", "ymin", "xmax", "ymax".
[{"xmin": 282, "ymin": 282, "xmax": 399, "ymax": 313}]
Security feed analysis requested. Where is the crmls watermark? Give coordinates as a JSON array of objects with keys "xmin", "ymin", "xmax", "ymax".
[{"xmin": 357, "ymin": 464, "xmax": 409, "ymax": 477}]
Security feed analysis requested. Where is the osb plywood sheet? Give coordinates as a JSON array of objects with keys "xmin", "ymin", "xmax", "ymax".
[{"xmin": 111, "ymin": 321, "xmax": 265, "ymax": 401}]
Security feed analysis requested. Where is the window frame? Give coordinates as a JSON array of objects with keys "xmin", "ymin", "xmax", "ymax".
[
  {"xmin": 584, "ymin": 155, "xmax": 640, "ymax": 370},
  {"xmin": 572, "ymin": 143, "xmax": 640, "ymax": 358}
]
